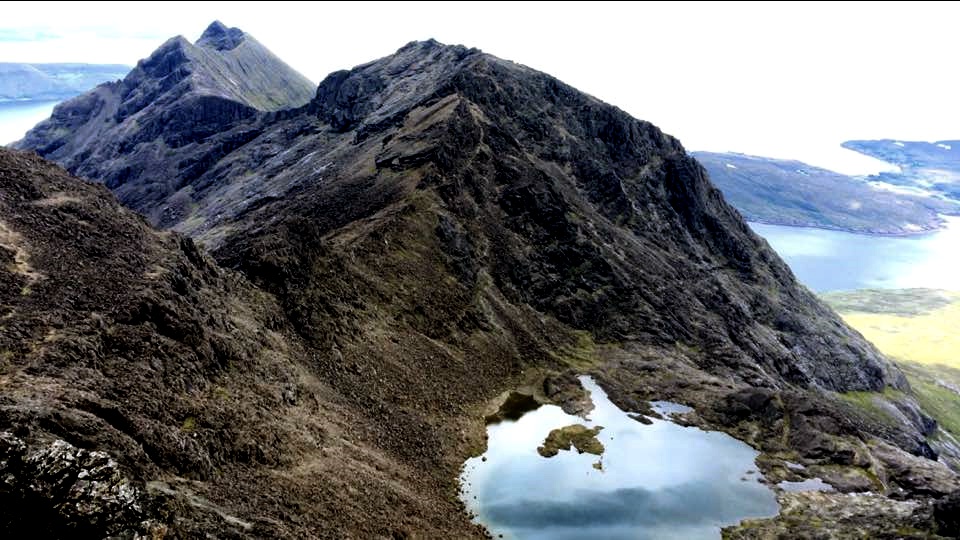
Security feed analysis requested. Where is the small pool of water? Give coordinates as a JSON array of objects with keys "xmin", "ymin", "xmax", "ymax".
[
  {"xmin": 650, "ymin": 400, "xmax": 694, "ymax": 417},
  {"xmin": 460, "ymin": 377, "xmax": 779, "ymax": 539},
  {"xmin": 777, "ymin": 478, "xmax": 834, "ymax": 492}
]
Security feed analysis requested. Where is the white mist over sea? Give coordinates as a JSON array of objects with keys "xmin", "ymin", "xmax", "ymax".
[{"xmin": 0, "ymin": 100, "xmax": 58, "ymax": 145}]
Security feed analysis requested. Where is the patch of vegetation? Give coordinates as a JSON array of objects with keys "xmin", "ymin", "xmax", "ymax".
[
  {"xmin": 553, "ymin": 330, "xmax": 599, "ymax": 369},
  {"xmin": 901, "ymin": 363, "xmax": 960, "ymax": 438},
  {"xmin": 825, "ymin": 289, "xmax": 960, "ymax": 368},
  {"xmin": 823, "ymin": 289, "xmax": 958, "ymax": 317},
  {"xmin": 838, "ymin": 387, "xmax": 906, "ymax": 426},
  {"xmin": 825, "ymin": 288, "xmax": 960, "ymax": 439},
  {"xmin": 537, "ymin": 424, "xmax": 604, "ymax": 458}
]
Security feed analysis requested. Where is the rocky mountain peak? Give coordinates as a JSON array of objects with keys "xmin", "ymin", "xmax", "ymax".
[
  {"xmin": 134, "ymin": 35, "xmax": 192, "ymax": 79},
  {"xmin": 4, "ymin": 36, "xmax": 957, "ymax": 538},
  {"xmin": 15, "ymin": 22, "xmax": 317, "ymax": 214},
  {"xmin": 196, "ymin": 20, "xmax": 246, "ymax": 51},
  {"xmin": 18, "ymin": 37, "xmax": 903, "ymax": 394},
  {"xmin": 396, "ymin": 37, "xmax": 444, "ymax": 52},
  {"xmin": 311, "ymin": 39, "xmax": 480, "ymax": 132}
]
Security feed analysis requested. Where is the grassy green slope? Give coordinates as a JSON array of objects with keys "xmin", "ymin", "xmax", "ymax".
[{"xmin": 823, "ymin": 289, "xmax": 960, "ymax": 438}]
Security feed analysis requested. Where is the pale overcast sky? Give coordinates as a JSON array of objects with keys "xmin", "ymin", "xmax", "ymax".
[{"xmin": 2, "ymin": 1, "xmax": 958, "ymax": 174}]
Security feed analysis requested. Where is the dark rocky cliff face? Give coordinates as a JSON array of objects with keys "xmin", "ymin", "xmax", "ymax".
[
  {"xmin": 18, "ymin": 38, "xmax": 902, "ymax": 393},
  {"xmin": 7, "ymin": 38, "xmax": 956, "ymax": 537},
  {"xmin": 221, "ymin": 40, "xmax": 900, "ymax": 394}
]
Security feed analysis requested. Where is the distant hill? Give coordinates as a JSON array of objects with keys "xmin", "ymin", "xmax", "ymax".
[
  {"xmin": 0, "ymin": 63, "xmax": 130, "ymax": 101},
  {"xmin": 695, "ymin": 151, "xmax": 959, "ymax": 235},
  {"xmin": 843, "ymin": 139, "xmax": 960, "ymax": 200}
]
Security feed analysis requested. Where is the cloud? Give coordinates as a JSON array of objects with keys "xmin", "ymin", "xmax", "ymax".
[
  {"xmin": 0, "ymin": 28, "xmax": 61, "ymax": 42},
  {"xmin": 483, "ymin": 480, "xmax": 776, "ymax": 529}
]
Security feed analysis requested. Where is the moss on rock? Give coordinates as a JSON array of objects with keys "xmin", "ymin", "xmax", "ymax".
[{"xmin": 537, "ymin": 424, "xmax": 604, "ymax": 458}]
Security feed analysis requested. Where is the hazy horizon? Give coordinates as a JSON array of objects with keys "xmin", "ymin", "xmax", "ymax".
[{"xmin": 2, "ymin": 1, "xmax": 958, "ymax": 175}]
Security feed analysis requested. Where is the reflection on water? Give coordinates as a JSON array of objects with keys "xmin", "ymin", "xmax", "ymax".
[
  {"xmin": 0, "ymin": 100, "xmax": 59, "ymax": 145},
  {"xmin": 751, "ymin": 216, "xmax": 960, "ymax": 292},
  {"xmin": 460, "ymin": 377, "xmax": 778, "ymax": 540},
  {"xmin": 485, "ymin": 392, "xmax": 543, "ymax": 424},
  {"xmin": 650, "ymin": 400, "xmax": 694, "ymax": 417}
]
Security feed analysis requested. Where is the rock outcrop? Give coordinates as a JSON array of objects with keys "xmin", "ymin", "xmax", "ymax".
[{"xmin": 0, "ymin": 148, "xmax": 486, "ymax": 537}]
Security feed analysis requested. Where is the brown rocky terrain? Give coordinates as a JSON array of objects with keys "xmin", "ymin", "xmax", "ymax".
[
  {"xmin": 6, "ymin": 29, "xmax": 959, "ymax": 538},
  {"xmin": 0, "ymin": 148, "xmax": 486, "ymax": 538}
]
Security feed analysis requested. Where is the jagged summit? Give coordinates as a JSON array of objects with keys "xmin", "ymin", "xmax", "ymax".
[
  {"xmin": 196, "ymin": 20, "xmax": 246, "ymax": 51},
  {"xmin": 117, "ymin": 19, "xmax": 312, "ymax": 112},
  {"xmin": 15, "ymin": 21, "xmax": 316, "ymax": 219},
  {"xmin": 311, "ymin": 39, "xmax": 482, "ymax": 132},
  {"xmin": 395, "ymin": 38, "xmax": 455, "ymax": 54}
]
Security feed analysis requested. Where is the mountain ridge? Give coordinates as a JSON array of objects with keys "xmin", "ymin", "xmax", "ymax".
[
  {"xmin": 15, "ymin": 35, "xmax": 910, "ymax": 392},
  {"xmin": 15, "ymin": 21, "xmax": 316, "ymax": 225},
  {"xmin": 7, "ymin": 33, "xmax": 958, "ymax": 537}
]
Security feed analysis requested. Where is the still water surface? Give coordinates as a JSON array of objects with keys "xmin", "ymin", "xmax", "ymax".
[
  {"xmin": 0, "ymin": 100, "xmax": 58, "ymax": 145},
  {"xmin": 750, "ymin": 216, "xmax": 960, "ymax": 292},
  {"xmin": 460, "ymin": 377, "xmax": 778, "ymax": 540}
]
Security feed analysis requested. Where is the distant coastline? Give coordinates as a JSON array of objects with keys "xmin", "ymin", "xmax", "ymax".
[
  {"xmin": 0, "ymin": 62, "xmax": 129, "ymax": 104},
  {"xmin": 750, "ymin": 214, "xmax": 960, "ymax": 240},
  {"xmin": 0, "ymin": 97, "xmax": 63, "ymax": 104},
  {"xmin": 746, "ymin": 216, "xmax": 947, "ymax": 237},
  {"xmin": 698, "ymin": 149, "xmax": 959, "ymax": 236}
]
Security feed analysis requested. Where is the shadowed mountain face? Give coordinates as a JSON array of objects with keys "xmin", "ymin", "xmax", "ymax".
[
  {"xmin": 6, "ymin": 37, "xmax": 954, "ymax": 537},
  {"xmin": 14, "ymin": 21, "xmax": 315, "ymax": 224},
  {"xmin": 70, "ymin": 38, "xmax": 898, "ymax": 393},
  {"xmin": 16, "ymin": 35, "xmax": 902, "ymax": 408}
]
